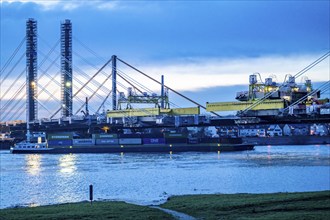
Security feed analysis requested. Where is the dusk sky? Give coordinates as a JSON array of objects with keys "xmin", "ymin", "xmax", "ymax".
[{"xmin": 0, "ymin": 0, "xmax": 329, "ymax": 118}]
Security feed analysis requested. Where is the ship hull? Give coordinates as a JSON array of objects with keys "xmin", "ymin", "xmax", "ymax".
[
  {"xmin": 0, "ymin": 140, "xmax": 14, "ymax": 150},
  {"xmin": 243, "ymin": 135, "xmax": 330, "ymax": 145},
  {"xmin": 10, "ymin": 143, "xmax": 254, "ymax": 154}
]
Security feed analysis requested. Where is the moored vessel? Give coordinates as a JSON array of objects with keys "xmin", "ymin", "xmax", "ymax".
[{"xmin": 10, "ymin": 134, "xmax": 254, "ymax": 154}]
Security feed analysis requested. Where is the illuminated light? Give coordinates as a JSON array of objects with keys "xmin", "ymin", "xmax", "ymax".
[
  {"xmin": 31, "ymin": 81, "xmax": 36, "ymax": 87},
  {"xmin": 65, "ymin": 81, "xmax": 71, "ymax": 87},
  {"xmin": 121, "ymin": 145, "xmax": 124, "ymax": 148},
  {"xmin": 70, "ymin": 146, "xmax": 72, "ymax": 148},
  {"xmin": 59, "ymin": 154, "xmax": 77, "ymax": 174},
  {"xmin": 25, "ymin": 154, "xmax": 42, "ymax": 176},
  {"xmin": 292, "ymin": 87, "xmax": 299, "ymax": 92},
  {"xmin": 102, "ymin": 126, "xmax": 110, "ymax": 132},
  {"xmin": 169, "ymin": 144, "xmax": 172, "ymax": 147},
  {"xmin": 170, "ymin": 151, "xmax": 172, "ymax": 155},
  {"xmin": 218, "ymin": 150, "xmax": 220, "ymax": 154},
  {"xmin": 217, "ymin": 144, "xmax": 220, "ymax": 147}
]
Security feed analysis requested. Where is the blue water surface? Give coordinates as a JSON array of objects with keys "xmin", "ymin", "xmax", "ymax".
[{"xmin": 0, "ymin": 145, "xmax": 329, "ymax": 208}]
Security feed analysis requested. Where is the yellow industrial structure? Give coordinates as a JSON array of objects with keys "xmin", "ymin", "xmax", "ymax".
[
  {"xmin": 206, "ymin": 74, "xmax": 320, "ymax": 113},
  {"xmin": 206, "ymin": 100, "xmax": 285, "ymax": 112},
  {"xmin": 107, "ymin": 107, "xmax": 200, "ymax": 118}
]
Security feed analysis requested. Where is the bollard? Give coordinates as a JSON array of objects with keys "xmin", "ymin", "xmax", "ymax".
[{"xmin": 89, "ymin": 184, "xmax": 93, "ymax": 205}]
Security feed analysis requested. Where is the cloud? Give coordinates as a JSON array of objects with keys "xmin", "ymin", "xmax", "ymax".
[
  {"xmin": 2, "ymin": 0, "xmax": 61, "ymax": 10},
  {"xmin": 121, "ymin": 54, "xmax": 330, "ymax": 92},
  {"xmin": 96, "ymin": 1, "xmax": 118, "ymax": 10},
  {"xmin": 1, "ymin": 0, "xmax": 119, "ymax": 11}
]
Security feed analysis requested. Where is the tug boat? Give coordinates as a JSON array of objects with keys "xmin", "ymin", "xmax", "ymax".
[{"xmin": 10, "ymin": 141, "xmax": 51, "ymax": 153}]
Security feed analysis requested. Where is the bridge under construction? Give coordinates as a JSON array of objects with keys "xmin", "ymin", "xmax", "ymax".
[{"xmin": 1, "ymin": 19, "xmax": 330, "ymax": 144}]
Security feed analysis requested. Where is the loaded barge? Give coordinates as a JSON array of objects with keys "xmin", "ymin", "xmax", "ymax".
[{"xmin": 10, "ymin": 132, "xmax": 254, "ymax": 154}]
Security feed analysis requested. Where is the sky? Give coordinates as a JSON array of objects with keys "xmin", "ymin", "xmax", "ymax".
[{"xmin": 0, "ymin": 0, "xmax": 329, "ymax": 119}]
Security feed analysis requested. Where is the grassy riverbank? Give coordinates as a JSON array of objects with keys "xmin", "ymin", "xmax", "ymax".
[
  {"xmin": 162, "ymin": 190, "xmax": 330, "ymax": 219},
  {"xmin": 1, "ymin": 191, "xmax": 329, "ymax": 220},
  {"xmin": 0, "ymin": 201, "xmax": 173, "ymax": 220}
]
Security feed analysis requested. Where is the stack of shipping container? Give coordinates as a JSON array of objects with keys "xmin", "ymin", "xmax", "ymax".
[{"xmin": 47, "ymin": 132, "xmax": 73, "ymax": 147}]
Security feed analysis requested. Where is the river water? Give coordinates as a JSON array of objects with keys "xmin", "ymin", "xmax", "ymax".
[{"xmin": 0, "ymin": 145, "xmax": 329, "ymax": 209}]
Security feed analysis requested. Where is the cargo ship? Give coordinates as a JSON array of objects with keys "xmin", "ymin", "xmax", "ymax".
[{"xmin": 10, "ymin": 131, "xmax": 254, "ymax": 154}]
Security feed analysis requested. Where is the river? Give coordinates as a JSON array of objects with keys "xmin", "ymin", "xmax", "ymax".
[{"xmin": 0, "ymin": 145, "xmax": 329, "ymax": 209}]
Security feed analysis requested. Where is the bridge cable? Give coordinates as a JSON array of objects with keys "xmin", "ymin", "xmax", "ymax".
[
  {"xmin": 37, "ymin": 49, "xmax": 105, "ymax": 115},
  {"xmin": 1, "ymin": 84, "xmax": 26, "ymax": 121},
  {"xmin": 50, "ymin": 58, "xmax": 112, "ymax": 118},
  {"xmin": 117, "ymin": 57, "xmax": 220, "ymax": 117},
  {"xmin": 75, "ymin": 73, "xmax": 113, "ymax": 115},
  {"xmin": 0, "ymin": 36, "xmax": 25, "ymax": 77},
  {"xmin": 281, "ymin": 81, "xmax": 330, "ymax": 114}
]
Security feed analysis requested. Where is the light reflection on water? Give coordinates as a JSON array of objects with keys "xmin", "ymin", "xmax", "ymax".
[
  {"xmin": 58, "ymin": 154, "xmax": 77, "ymax": 175},
  {"xmin": 0, "ymin": 145, "xmax": 329, "ymax": 208},
  {"xmin": 25, "ymin": 154, "xmax": 42, "ymax": 176}
]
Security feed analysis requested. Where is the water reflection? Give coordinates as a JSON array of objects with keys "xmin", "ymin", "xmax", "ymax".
[
  {"xmin": 1, "ymin": 145, "xmax": 329, "ymax": 209},
  {"xmin": 25, "ymin": 154, "xmax": 42, "ymax": 176},
  {"xmin": 58, "ymin": 154, "xmax": 77, "ymax": 175},
  {"xmin": 267, "ymin": 145, "xmax": 272, "ymax": 161}
]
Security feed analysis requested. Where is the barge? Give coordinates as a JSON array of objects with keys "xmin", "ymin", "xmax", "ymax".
[
  {"xmin": 10, "ymin": 132, "xmax": 254, "ymax": 154},
  {"xmin": 10, "ymin": 142, "xmax": 254, "ymax": 154}
]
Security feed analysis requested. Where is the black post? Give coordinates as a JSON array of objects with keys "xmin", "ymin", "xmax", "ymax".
[
  {"xmin": 89, "ymin": 184, "xmax": 93, "ymax": 205},
  {"xmin": 112, "ymin": 55, "xmax": 117, "ymax": 110}
]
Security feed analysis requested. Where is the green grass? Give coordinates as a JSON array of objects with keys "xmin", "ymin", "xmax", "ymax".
[
  {"xmin": 0, "ymin": 201, "xmax": 173, "ymax": 220},
  {"xmin": 1, "ymin": 191, "xmax": 329, "ymax": 219},
  {"xmin": 161, "ymin": 190, "xmax": 330, "ymax": 220}
]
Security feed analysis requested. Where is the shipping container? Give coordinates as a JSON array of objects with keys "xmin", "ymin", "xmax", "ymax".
[
  {"xmin": 165, "ymin": 138, "xmax": 187, "ymax": 144},
  {"xmin": 95, "ymin": 139, "xmax": 119, "ymax": 145},
  {"xmin": 164, "ymin": 133, "xmax": 187, "ymax": 138},
  {"xmin": 142, "ymin": 133, "xmax": 164, "ymax": 138},
  {"xmin": 48, "ymin": 132, "xmax": 73, "ymax": 140},
  {"xmin": 188, "ymin": 138, "xmax": 199, "ymax": 144},
  {"xmin": 92, "ymin": 133, "xmax": 118, "ymax": 139},
  {"xmin": 119, "ymin": 138, "xmax": 142, "ymax": 145},
  {"xmin": 48, "ymin": 139, "xmax": 72, "ymax": 147},
  {"xmin": 199, "ymin": 138, "xmax": 219, "ymax": 143},
  {"xmin": 119, "ymin": 134, "xmax": 141, "ymax": 138},
  {"xmin": 320, "ymin": 108, "xmax": 330, "ymax": 115},
  {"xmin": 220, "ymin": 137, "xmax": 243, "ymax": 144},
  {"xmin": 73, "ymin": 139, "xmax": 95, "ymax": 146},
  {"xmin": 143, "ymin": 138, "xmax": 165, "ymax": 145}
]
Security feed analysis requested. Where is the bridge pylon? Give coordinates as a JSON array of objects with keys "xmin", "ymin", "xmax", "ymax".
[{"xmin": 26, "ymin": 18, "xmax": 38, "ymax": 122}]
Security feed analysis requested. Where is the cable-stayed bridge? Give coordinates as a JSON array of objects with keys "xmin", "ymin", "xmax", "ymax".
[{"xmin": 1, "ymin": 19, "xmax": 329, "ymax": 142}]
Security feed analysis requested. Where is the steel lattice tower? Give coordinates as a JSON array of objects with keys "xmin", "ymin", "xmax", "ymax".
[
  {"xmin": 61, "ymin": 19, "xmax": 73, "ymax": 117},
  {"xmin": 26, "ymin": 18, "xmax": 38, "ymax": 122}
]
